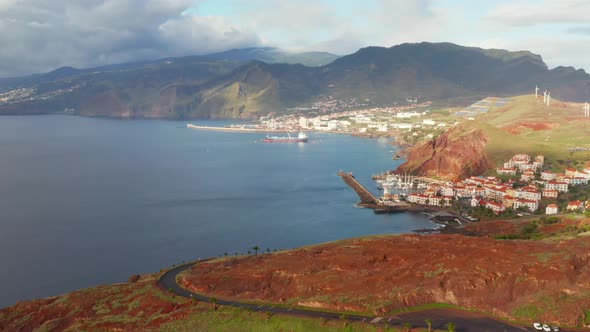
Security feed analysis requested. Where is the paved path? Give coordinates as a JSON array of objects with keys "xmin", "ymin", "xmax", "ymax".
[{"xmin": 158, "ymin": 263, "xmax": 557, "ymax": 332}]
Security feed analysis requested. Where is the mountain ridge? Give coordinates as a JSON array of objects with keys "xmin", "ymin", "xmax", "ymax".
[{"xmin": 0, "ymin": 42, "xmax": 589, "ymax": 119}]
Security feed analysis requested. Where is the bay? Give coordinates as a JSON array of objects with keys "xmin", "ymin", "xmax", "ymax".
[{"xmin": 0, "ymin": 115, "xmax": 435, "ymax": 307}]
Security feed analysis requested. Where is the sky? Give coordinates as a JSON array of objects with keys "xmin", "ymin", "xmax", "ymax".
[{"xmin": 0, "ymin": 0, "xmax": 590, "ymax": 77}]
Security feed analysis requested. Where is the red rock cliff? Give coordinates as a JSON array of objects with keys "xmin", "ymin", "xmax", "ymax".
[{"xmin": 395, "ymin": 126, "xmax": 492, "ymax": 180}]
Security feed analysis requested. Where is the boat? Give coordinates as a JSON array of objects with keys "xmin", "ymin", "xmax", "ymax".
[{"xmin": 263, "ymin": 132, "xmax": 308, "ymax": 143}]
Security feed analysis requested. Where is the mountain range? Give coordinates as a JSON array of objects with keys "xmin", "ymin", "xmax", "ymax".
[{"xmin": 0, "ymin": 43, "xmax": 588, "ymax": 119}]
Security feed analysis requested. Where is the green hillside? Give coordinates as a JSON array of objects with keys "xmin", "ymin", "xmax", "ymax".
[{"xmin": 460, "ymin": 95, "xmax": 590, "ymax": 169}]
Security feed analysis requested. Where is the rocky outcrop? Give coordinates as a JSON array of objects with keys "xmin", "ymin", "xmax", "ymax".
[{"xmin": 395, "ymin": 126, "xmax": 492, "ymax": 180}]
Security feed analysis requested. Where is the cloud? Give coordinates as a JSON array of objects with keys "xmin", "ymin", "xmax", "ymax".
[
  {"xmin": 246, "ymin": 0, "xmax": 445, "ymax": 55},
  {"xmin": 486, "ymin": 0, "xmax": 590, "ymax": 26},
  {"xmin": 0, "ymin": 0, "xmax": 261, "ymax": 77},
  {"xmin": 475, "ymin": 36, "xmax": 590, "ymax": 71}
]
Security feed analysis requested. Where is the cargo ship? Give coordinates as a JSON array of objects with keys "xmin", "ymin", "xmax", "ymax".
[{"xmin": 263, "ymin": 132, "xmax": 308, "ymax": 143}]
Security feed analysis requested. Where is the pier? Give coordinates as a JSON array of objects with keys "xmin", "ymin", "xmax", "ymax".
[
  {"xmin": 186, "ymin": 124, "xmax": 286, "ymax": 133},
  {"xmin": 337, "ymin": 172, "xmax": 379, "ymax": 205}
]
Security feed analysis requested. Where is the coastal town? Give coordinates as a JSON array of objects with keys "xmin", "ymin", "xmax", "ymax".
[
  {"xmin": 223, "ymin": 99, "xmax": 451, "ymax": 139},
  {"xmin": 380, "ymin": 153, "xmax": 590, "ymax": 217}
]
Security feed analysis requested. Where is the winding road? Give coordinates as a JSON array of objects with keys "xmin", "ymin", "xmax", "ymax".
[{"xmin": 157, "ymin": 262, "xmax": 559, "ymax": 332}]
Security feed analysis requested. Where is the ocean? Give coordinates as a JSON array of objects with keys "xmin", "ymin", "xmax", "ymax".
[{"xmin": 0, "ymin": 115, "xmax": 435, "ymax": 307}]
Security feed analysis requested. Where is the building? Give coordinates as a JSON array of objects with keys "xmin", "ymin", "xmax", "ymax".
[
  {"xmin": 541, "ymin": 171, "xmax": 556, "ymax": 181},
  {"xmin": 298, "ymin": 117, "xmax": 309, "ymax": 129},
  {"xmin": 391, "ymin": 123, "xmax": 413, "ymax": 130},
  {"xmin": 502, "ymin": 195, "xmax": 515, "ymax": 208},
  {"xmin": 513, "ymin": 199, "xmax": 539, "ymax": 212},
  {"xmin": 546, "ymin": 181, "xmax": 569, "ymax": 193},
  {"xmin": 542, "ymin": 189, "xmax": 559, "ymax": 198},
  {"xmin": 566, "ymin": 177, "xmax": 588, "ymax": 186},
  {"xmin": 497, "ymin": 168, "xmax": 517, "ymax": 176},
  {"xmin": 567, "ymin": 200, "xmax": 584, "ymax": 211},
  {"xmin": 327, "ymin": 120, "xmax": 340, "ymax": 130},
  {"xmin": 520, "ymin": 170, "xmax": 535, "ymax": 182},
  {"xmin": 565, "ymin": 167, "xmax": 578, "ymax": 177},
  {"xmin": 516, "ymin": 187, "xmax": 541, "ymax": 201},
  {"xmin": 407, "ymin": 193, "xmax": 428, "ymax": 205},
  {"xmin": 396, "ymin": 111, "xmax": 421, "ymax": 118},
  {"xmin": 486, "ymin": 201, "xmax": 506, "ymax": 214},
  {"xmin": 546, "ymin": 204, "xmax": 558, "ymax": 215},
  {"xmin": 440, "ymin": 186, "xmax": 454, "ymax": 197},
  {"xmin": 428, "ymin": 196, "xmax": 443, "ymax": 206}
]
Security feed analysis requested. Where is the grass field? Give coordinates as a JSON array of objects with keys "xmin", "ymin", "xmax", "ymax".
[{"xmin": 459, "ymin": 95, "xmax": 590, "ymax": 170}]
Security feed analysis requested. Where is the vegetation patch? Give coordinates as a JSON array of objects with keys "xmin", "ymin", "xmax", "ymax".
[{"xmin": 512, "ymin": 304, "xmax": 542, "ymax": 320}]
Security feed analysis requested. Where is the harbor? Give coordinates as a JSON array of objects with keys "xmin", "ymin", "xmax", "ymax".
[{"xmin": 337, "ymin": 171, "xmax": 471, "ymax": 228}]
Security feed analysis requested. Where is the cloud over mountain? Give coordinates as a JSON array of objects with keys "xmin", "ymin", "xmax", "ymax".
[{"xmin": 0, "ymin": 0, "xmax": 260, "ymax": 77}]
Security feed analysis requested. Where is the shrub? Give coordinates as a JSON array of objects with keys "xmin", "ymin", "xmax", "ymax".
[
  {"xmin": 128, "ymin": 274, "xmax": 141, "ymax": 283},
  {"xmin": 540, "ymin": 216, "xmax": 560, "ymax": 224},
  {"xmin": 522, "ymin": 223, "xmax": 538, "ymax": 235},
  {"xmin": 495, "ymin": 234, "xmax": 520, "ymax": 240}
]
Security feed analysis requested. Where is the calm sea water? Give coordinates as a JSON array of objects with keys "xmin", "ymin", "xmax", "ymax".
[{"xmin": 0, "ymin": 115, "xmax": 435, "ymax": 308}]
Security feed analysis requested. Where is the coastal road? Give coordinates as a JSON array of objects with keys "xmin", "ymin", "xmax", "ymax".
[{"xmin": 158, "ymin": 263, "xmax": 554, "ymax": 332}]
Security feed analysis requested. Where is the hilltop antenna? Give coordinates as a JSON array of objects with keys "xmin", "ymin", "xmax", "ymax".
[
  {"xmin": 543, "ymin": 90, "xmax": 547, "ymax": 104},
  {"xmin": 535, "ymin": 85, "xmax": 539, "ymax": 99},
  {"xmin": 546, "ymin": 92, "xmax": 551, "ymax": 106}
]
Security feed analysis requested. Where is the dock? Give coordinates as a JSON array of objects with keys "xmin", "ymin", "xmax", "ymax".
[
  {"xmin": 337, "ymin": 172, "xmax": 379, "ymax": 205},
  {"xmin": 186, "ymin": 124, "xmax": 288, "ymax": 133}
]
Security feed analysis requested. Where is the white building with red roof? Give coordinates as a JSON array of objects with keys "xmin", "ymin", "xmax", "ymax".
[
  {"xmin": 542, "ymin": 189, "xmax": 559, "ymax": 198},
  {"xmin": 513, "ymin": 199, "xmax": 538, "ymax": 212},
  {"xmin": 541, "ymin": 171, "xmax": 556, "ymax": 181},
  {"xmin": 546, "ymin": 180, "xmax": 569, "ymax": 193},
  {"xmin": 546, "ymin": 204, "xmax": 558, "ymax": 215},
  {"xmin": 486, "ymin": 201, "xmax": 506, "ymax": 214},
  {"xmin": 567, "ymin": 200, "xmax": 584, "ymax": 211}
]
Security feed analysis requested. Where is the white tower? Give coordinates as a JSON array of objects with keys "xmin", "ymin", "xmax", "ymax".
[
  {"xmin": 543, "ymin": 90, "xmax": 547, "ymax": 104},
  {"xmin": 584, "ymin": 102, "xmax": 590, "ymax": 117},
  {"xmin": 546, "ymin": 92, "xmax": 551, "ymax": 106},
  {"xmin": 535, "ymin": 85, "xmax": 539, "ymax": 99}
]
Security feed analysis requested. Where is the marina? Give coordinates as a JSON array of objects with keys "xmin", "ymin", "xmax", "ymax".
[{"xmin": 338, "ymin": 171, "xmax": 470, "ymax": 226}]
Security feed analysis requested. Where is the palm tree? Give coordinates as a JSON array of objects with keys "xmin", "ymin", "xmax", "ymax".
[
  {"xmin": 425, "ymin": 318, "xmax": 432, "ymax": 332},
  {"xmin": 446, "ymin": 322, "xmax": 456, "ymax": 332},
  {"xmin": 252, "ymin": 245, "xmax": 260, "ymax": 255}
]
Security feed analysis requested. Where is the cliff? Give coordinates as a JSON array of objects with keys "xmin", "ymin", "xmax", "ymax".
[{"xmin": 395, "ymin": 125, "xmax": 493, "ymax": 180}]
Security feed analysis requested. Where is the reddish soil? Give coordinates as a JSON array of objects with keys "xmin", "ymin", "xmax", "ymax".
[
  {"xmin": 501, "ymin": 121, "xmax": 560, "ymax": 135},
  {"xmin": 460, "ymin": 218, "xmax": 590, "ymax": 238},
  {"xmin": 459, "ymin": 219, "xmax": 522, "ymax": 236},
  {"xmin": 0, "ymin": 275, "xmax": 199, "ymax": 331},
  {"xmin": 179, "ymin": 234, "xmax": 590, "ymax": 327},
  {"xmin": 395, "ymin": 126, "xmax": 492, "ymax": 180}
]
